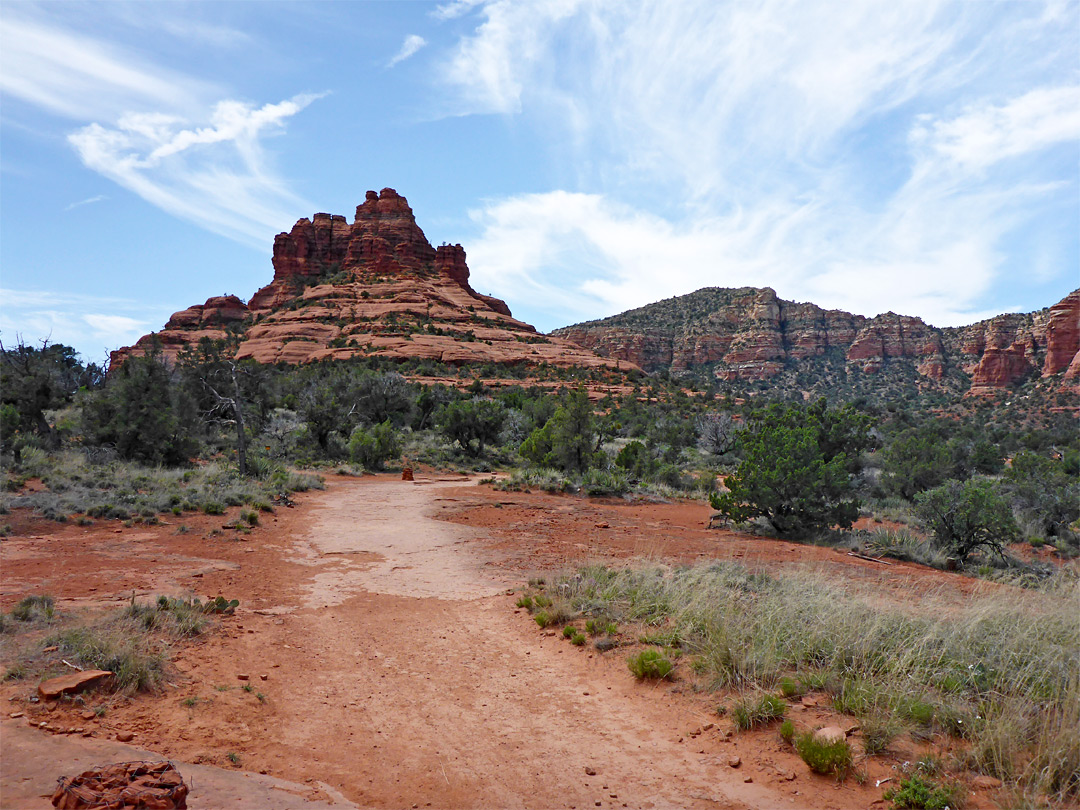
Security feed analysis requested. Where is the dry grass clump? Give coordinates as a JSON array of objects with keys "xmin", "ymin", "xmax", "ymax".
[
  {"xmin": 547, "ymin": 562, "xmax": 1080, "ymax": 803},
  {"xmin": 2, "ymin": 450, "xmax": 322, "ymax": 523},
  {"xmin": 4, "ymin": 594, "xmax": 220, "ymax": 693}
]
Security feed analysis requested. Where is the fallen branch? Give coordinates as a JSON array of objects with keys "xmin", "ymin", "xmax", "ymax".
[{"xmin": 847, "ymin": 552, "xmax": 894, "ymax": 565}]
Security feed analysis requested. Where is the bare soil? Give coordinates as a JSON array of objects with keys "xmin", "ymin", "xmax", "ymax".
[{"xmin": 1, "ymin": 473, "xmax": 1013, "ymax": 809}]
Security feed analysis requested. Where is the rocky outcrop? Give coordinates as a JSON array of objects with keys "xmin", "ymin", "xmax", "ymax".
[
  {"xmin": 555, "ymin": 286, "xmax": 1080, "ymax": 395},
  {"xmin": 1043, "ymin": 290, "xmax": 1080, "ymax": 376},
  {"xmin": 113, "ymin": 189, "xmax": 633, "ymax": 374}
]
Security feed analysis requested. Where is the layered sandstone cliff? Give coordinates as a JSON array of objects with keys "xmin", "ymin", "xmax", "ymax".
[
  {"xmin": 113, "ymin": 189, "xmax": 633, "ymax": 373},
  {"xmin": 555, "ymin": 287, "xmax": 1080, "ymax": 394}
]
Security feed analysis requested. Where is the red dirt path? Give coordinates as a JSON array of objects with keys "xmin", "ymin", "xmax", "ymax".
[{"xmin": 1, "ymin": 473, "xmax": 1010, "ymax": 809}]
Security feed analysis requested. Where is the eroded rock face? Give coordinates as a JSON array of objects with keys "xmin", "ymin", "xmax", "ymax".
[
  {"xmin": 555, "ymin": 286, "xmax": 1080, "ymax": 394},
  {"xmin": 113, "ymin": 189, "xmax": 633, "ymax": 374}
]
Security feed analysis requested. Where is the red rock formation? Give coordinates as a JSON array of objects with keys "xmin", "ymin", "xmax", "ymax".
[
  {"xmin": 968, "ymin": 343, "xmax": 1035, "ymax": 394},
  {"xmin": 112, "ymin": 189, "xmax": 633, "ymax": 374},
  {"xmin": 1042, "ymin": 290, "xmax": 1080, "ymax": 376},
  {"xmin": 556, "ymin": 286, "xmax": 1079, "ymax": 394}
]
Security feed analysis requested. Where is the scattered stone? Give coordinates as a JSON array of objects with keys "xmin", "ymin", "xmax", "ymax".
[
  {"xmin": 844, "ymin": 723, "xmax": 860, "ymax": 736},
  {"xmin": 800, "ymin": 697, "xmax": 817, "ymax": 708},
  {"xmin": 38, "ymin": 671, "xmax": 114, "ymax": 701},
  {"xmin": 743, "ymin": 776, "xmax": 753, "ymax": 783},
  {"xmin": 702, "ymin": 723, "xmax": 714, "ymax": 731},
  {"xmin": 779, "ymin": 770, "xmax": 797, "ymax": 782},
  {"xmin": 115, "ymin": 731, "xmax": 135, "ymax": 742},
  {"xmin": 236, "ymin": 674, "xmax": 249, "ymax": 681},
  {"xmin": 585, "ymin": 767, "xmax": 597, "ymax": 776},
  {"xmin": 10, "ymin": 712, "xmax": 23, "ymax": 719},
  {"xmin": 812, "ymin": 726, "xmax": 846, "ymax": 745},
  {"xmin": 260, "ymin": 674, "xmax": 269, "ymax": 681},
  {"xmin": 727, "ymin": 755, "xmax": 741, "ymax": 768},
  {"xmin": 81, "ymin": 711, "xmax": 96, "ymax": 721},
  {"xmin": 51, "ymin": 760, "xmax": 188, "ymax": 809},
  {"xmin": 972, "ymin": 775, "xmax": 1003, "ymax": 790},
  {"xmin": 595, "ymin": 522, "xmax": 610, "ymax": 529},
  {"xmin": 42, "ymin": 646, "xmax": 58, "ymax": 653}
]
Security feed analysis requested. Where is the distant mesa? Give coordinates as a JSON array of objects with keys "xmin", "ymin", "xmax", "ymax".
[
  {"xmin": 554, "ymin": 286, "xmax": 1080, "ymax": 396},
  {"xmin": 112, "ymin": 188, "xmax": 635, "ymax": 373}
]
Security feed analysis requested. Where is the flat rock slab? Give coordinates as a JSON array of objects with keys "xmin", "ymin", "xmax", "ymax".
[{"xmin": 38, "ymin": 670, "xmax": 114, "ymax": 700}]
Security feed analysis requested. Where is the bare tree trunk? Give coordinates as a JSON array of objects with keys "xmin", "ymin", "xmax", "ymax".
[{"xmin": 231, "ymin": 364, "xmax": 247, "ymax": 477}]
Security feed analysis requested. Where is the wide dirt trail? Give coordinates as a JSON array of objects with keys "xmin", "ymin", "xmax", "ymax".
[
  {"xmin": 3, "ymin": 475, "xmax": 872, "ymax": 809},
  {"xmin": 207, "ymin": 477, "xmax": 784, "ymax": 809}
]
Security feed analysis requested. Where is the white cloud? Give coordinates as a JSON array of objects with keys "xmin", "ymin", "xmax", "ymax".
[
  {"xmin": 465, "ymin": 182, "xmax": 1026, "ymax": 333},
  {"xmin": 0, "ymin": 289, "xmax": 168, "ymax": 361},
  {"xmin": 388, "ymin": 34, "xmax": 428, "ymax": 67},
  {"xmin": 83, "ymin": 314, "xmax": 149, "ymax": 340},
  {"xmin": 0, "ymin": 13, "xmax": 211, "ymax": 120},
  {"xmin": 912, "ymin": 86, "xmax": 1080, "ymax": 173},
  {"xmin": 64, "ymin": 195, "xmax": 108, "ymax": 212},
  {"xmin": 68, "ymin": 94, "xmax": 325, "ymax": 247},
  {"xmin": 444, "ymin": 1, "xmax": 1077, "ymax": 329},
  {"xmin": 433, "ymin": 0, "xmax": 486, "ymax": 21},
  {"xmin": 2, "ymin": 11, "xmax": 322, "ymax": 248}
]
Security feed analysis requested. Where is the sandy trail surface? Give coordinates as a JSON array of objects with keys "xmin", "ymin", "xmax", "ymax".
[{"xmin": 1, "ymin": 474, "xmax": 1010, "ymax": 809}]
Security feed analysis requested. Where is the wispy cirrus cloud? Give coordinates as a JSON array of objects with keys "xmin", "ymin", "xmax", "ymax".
[
  {"xmin": 388, "ymin": 34, "xmax": 428, "ymax": 68},
  {"xmin": 0, "ymin": 13, "xmax": 211, "ymax": 121},
  {"xmin": 64, "ymin": 195, "xmax": 108, "ymax": 212},
  {"xmin": 440, "ymin": 0, "xmax": 1079, "ymax": 328},
  {"xmin": 67, "ymin": 94, "xmax": 324, "ymax": 247},
  {"xmin": 1, "ymin": 9, "xmax": 323, "ymax": 248}
]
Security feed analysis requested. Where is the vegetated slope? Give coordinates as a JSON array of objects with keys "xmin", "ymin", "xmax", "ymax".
[
  {"xmin": 113, "ymin": 189, "xmax": 636, "ymax": 375},
  {"xmin": 554, "ymin": 286, "xmax": 1080, "ymax": 404}
]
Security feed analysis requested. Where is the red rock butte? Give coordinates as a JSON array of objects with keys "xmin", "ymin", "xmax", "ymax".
[{"xmin": 111, "ymin": 189, "xmax": 637, "ymax": 373}]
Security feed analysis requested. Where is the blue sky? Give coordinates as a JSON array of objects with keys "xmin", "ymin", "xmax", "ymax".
[{"xmin": 1, "ymin": 0, "xmax": 1078, "ymax": 364}]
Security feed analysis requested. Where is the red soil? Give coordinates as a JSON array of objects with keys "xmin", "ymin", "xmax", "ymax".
[{"xmin": 1, "ymin": 474, "xmax": 1015, "ymax": 809}]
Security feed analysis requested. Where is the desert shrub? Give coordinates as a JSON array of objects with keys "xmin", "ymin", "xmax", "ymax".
[
  {"xmin": 879, "ymin": 427, "xmax": 952, "ymax": 499},
  {"xmin": 795, "ymin": 732, "xmax": 853, "ymax": 778},
  {"xmin": 883, "ymin": 775, "xmax": 963, "ymax": 810},
  {"xmin": 628, "ymin": 649, "xmax": 673, "ymax": 680},
  {"xmin": 581, "ymin": 468, "xmax": 630, "ymax": 497},
  {"xmin": 347, "ymin": 420, "xmax": 401, "ymax": 470},
  {"xmin": 915, "ymin": 478, "xmax": 1017, "ymax": 562},
  {"xmin": 732, "ymin": 693, "xmax": 787, "ymax": 730},
  {"xmin": 778, "ymin": 676, "xmax": 802, "ymax": 698},
  {"xmin": 861, "ymin": 712, "xmax": 903, "ymax": 755},
  {"xmin": 710, "ymin": 399, "xmax": 871, "ymax": 536},
  {"xmin": 436, "ymin": 398, "xmax": 506, "ymax": 457},
  {"xmin": 81, "ymin": 351, "xmax": 198, "ymax": 465},
  {"xmin": 125, "ymin": 596, "xmax": 207, "ymax": 637},
  {"xmin": 495, "ymin": 467, "xmax": 570, "ymax": 493},
  {"xmin": 779, "ymin": 719, "xmax": 795, "ymax": 743},
  {"xmin": 697, "ymin": 411, "xmax": 741, "ymax": 456},
  {"xmin": 10, "ymin": 594, "xmax": 55, "ymax": 623},
  {"xmin": 1003, "ymin": 451, "xmax": 1080, "ymax": 545}
]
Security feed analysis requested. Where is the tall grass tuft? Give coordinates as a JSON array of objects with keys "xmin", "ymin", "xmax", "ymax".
[{"xmin": 549, "ymin": 562, "xmax": 1080, "ymax": 802}]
